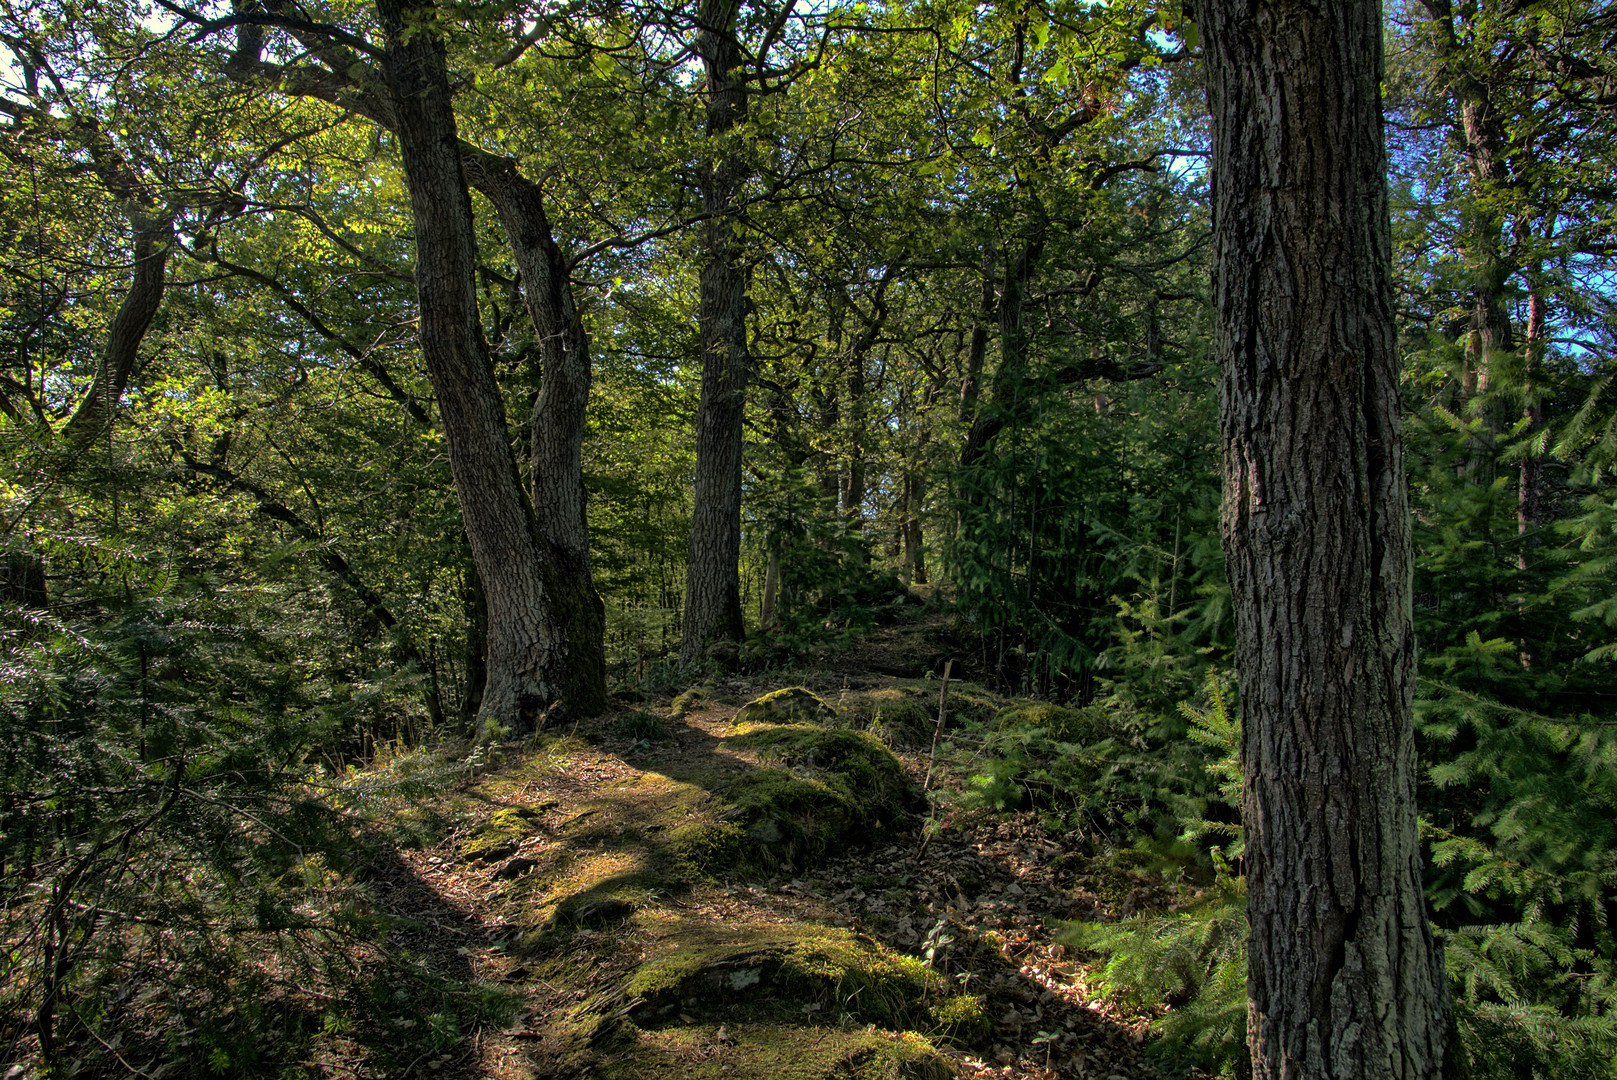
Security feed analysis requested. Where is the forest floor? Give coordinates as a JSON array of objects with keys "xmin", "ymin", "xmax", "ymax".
[{"xmin": 330, "ymin": 654, "xmax": 1196, "ymax": 1080}]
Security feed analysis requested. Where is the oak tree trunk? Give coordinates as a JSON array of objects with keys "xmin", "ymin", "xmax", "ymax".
[
  {"xmin": 467, "ymin": 154, "xmax": 607, "ymax": 715},
  {"xmin": 378, "ymin": 0, "xmax": 569, "ymax": 736},
  {"xmin": 680, "ymin": 0, "xmax": 750, "ymax": 670},
  {"xmin": 1199, "ymin": 0, "xmax": 1452, "ymax": 1076}
]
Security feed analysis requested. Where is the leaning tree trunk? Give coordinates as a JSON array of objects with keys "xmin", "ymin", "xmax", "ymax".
[
  {"xmin": 377, "ymin": 0, "xmax": 568, "ymax": 736},
  {"xmin": 467, "ymin": 153, "xmax": 607, "ymax": 715},
  {"xmin": 680, "ymin": 0, "xmax": 750, "ymax": 670},
  {"xmin": 1199, "ymin": 0, "xmax": 1452, "ymax": 1077}
]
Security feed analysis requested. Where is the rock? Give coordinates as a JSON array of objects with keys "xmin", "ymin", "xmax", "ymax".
[
  {"xmin": 492, "ymin": 857, "xmax": 538, "ymax": 880},
  {"xmin": 733, "ymin": 687, "xmax": 837, "ymax": 727},
  {"xmin": 478, "ymin": 843, "xmax": 519, "ymax": 863},
  {"xmin": 570, "ymin": 898, "xmax": 634, "ymax": 926},
  {"xmin": 670, "ymin": 687, "xmax": 707, "ymax": 718}
]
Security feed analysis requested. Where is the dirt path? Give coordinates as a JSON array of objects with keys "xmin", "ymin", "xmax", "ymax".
[{"xmin": 361, "ymin": 677, "xmax": 1171, "ymax": 1080}]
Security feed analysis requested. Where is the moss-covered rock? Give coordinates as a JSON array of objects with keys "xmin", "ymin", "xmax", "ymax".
[
  {"xmin": 714, "ymin": 725, "xmax": 915, "ymax": 871},
  {"xmin": 845, "ymin": 688, "xmax": 937, "ymax": 745},
  {"xmin": 626, "ymin": 923, "xmax": 954, "ymax": 1033},
  {"xmin": 733, "ymin": 687, "xmax": 837, "ymax": 727},
  {"xmin": 593, "ymin": 1024, "xmax": 952, "ymax": 1080},
  {"xmin": 671, "ymin": 687, "xmax": 708, "ymax": 718},
  {"xmin": 462, "ymin": 805, "xmax": 541, "ymax": 861}
]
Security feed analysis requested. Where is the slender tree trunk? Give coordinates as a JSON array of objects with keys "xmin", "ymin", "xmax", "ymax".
[
  {"xmin": 1420, "ymin": 1, "xmax": 1514, "ymax": 470},
  {"xmin": 1200, "ymin": 0, "xmax": 1451, "ymax": 1076},
  {"xmin": 225, "ymin": 16, "xmax": 606, "ymax": 721},
  {"xmin": 844, "ymin": 353, "xmax": 868, "ymax": 544},
  {"xmin": 960, "ymin": 229, "xmax": 1046, "ymax": 474},
  {"xmin": 460, "ymin": 560, "xmax": 489, "ymax": 733},
  {"xmin": 59, "ymin": 217, "xmax": 171, "ymax": 447},
  {"xmin": 680, "ymin": 0, "xmax": 750, "ymax": 669},
  {"xmin": 903, "ymin": 471, "xmax": 927, "ymax": 585},
  {"xmin": 377, "ymin": 0, "xmax": 567, "ymax": 736},
  {"xmin": 1518, "ymin": 264, "xmax": 1546, "ymax": 549},
  {"xmin": 760, "ymin": 547, "xmax": 780, "ymax": 627}
]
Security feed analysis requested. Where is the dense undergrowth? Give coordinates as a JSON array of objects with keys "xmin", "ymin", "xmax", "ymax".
[{"xmin": 948, "ymin": 665, "xmax": 1617, "ymax": 1079}]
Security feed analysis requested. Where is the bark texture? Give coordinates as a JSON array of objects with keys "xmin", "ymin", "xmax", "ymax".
[
  {"xmin": 225, "ymin": 15, "xmax": 606, "ymax": 720},
  {"xmin": 466, "ymin": 153, "xmax": 607, "ymax": 714},
  {"xmin": 377, "ymin": 0, "xmax": 563, "ymax": 735},
  {"xmin": 680, "ymin": 0, "xmax": 751, "ymax": 669},
  {"xmin": 1200, "ymin": 0, "xmax": 1451, "ymax": 1076}
]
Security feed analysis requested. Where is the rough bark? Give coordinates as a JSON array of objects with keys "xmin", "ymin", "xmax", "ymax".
[
  {"xmin": 680, "ymin": 0, "xmax": 751, "ymax": 670},
  {"xmin": 464, "ymin": 153, "xmax": 607, "ymax": 714},
  {"xmin": 224, "ymin": 16, "xmax": 605, "ymax": 719},
  {"xmin": 1199, "ymin": 0, "xmax": 1451, "ymax": 1076},
  {"xmin": 377, "ymin": 0, "xmax": 564, "ymax": 736}
]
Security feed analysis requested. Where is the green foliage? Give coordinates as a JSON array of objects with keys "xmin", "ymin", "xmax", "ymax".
[
  {"xmin": 616, "ymin": 709, "xmax": 670, "ymax": 741},
  {"xmin": 1055, "ymin": 672, "xmax": 1249, "ymax": 1074},
  {"xmin": 1063, "ymin": 878, "xmax": 1249, "ymax": 1078},
  {"xmin": 1066, "ymin": 673, "xmax": 1617, "ymax": 1080},
  {"xmin": 1418, "ymin": 683, "xmax": 1617, "ymax": 1078}
]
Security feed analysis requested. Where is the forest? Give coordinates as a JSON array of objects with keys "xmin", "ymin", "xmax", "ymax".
[{"xmin": 1, "ymin": 0, "xmax": 1615, "ymax": 1076}]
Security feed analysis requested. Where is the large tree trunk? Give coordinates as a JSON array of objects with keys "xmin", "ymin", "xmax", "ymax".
[
  {"xmin": 680, "ymin": 0, "xmax": 750, "ymax": 670},
  {"xmin": 1200, "ymin": 0, "xmax": 1452, "ymax": 1077},
  {"xmin": 377, "ymin": 0, "xmax": 569, "ymax": 736},
  {"xmin": 466, "ymin": 154, "xmax": 607, "ymax": 715}
]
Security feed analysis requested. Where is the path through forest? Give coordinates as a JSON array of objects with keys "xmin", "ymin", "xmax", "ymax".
[{"xmin": 346, "ymin": 675, "xmax": 1179, "ymax": 1080}]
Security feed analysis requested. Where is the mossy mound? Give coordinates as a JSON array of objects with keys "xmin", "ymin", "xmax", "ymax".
[
  {"xmin": 595, "ymin": 1025, "xmax": 953, "ymax": 1080},
  {"xmin": 992, "ymin": 701, "xmax": 1110, "ymax": 743},
  {"xmin": 462, "ymin": 805, "xmax": 542, "ymax": 861},
  {"xmin": 626, "ymin": 921, "xmax": 982, "ymax": 1044},
  {"xmin": 671, "ymin": 687, "xmax": 708, "ymax": 717},
  {"xmin": 733, "ymin": 687, "xmax": 838, "ymax": 727},
  {"xmin": 707, "ymin": 725, "xmax": 915, "ymax": 872},
  {"xmin": 504, "ymin": 773, "xmax": 721, "ymax": 944},
  {"xmin": 843, "ymin": 687, "xmax": 936, "ymax": 745},
  {"xmin": 944, "ymin": 685, "xmax": 1005, "ymax": 725}
]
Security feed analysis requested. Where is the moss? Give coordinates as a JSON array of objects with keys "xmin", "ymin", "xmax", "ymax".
[
  {"xmin": 711, "ymin": 726, "xmax": 914, "ymax": 872},
  {"xmin": 592, "ymin": 1024, "xmax": 951, "ymax": 1080},
  {"xmin": 927, "ymin": 993, "xmax": 991, "ymax": 1047},
  {"xmin": 732, "ymin": 687, "xmax": 837, "ymax": 728},
  {"xmin": 626, "ymin": 922, "xmax": 952, "ymax": 1032},
  {"xmin": 668, "ymin": 821, "xmax": 759, "ymax": 876},
  {"xmin": 461, "ymin": 805, "xmax": 540, "ymax": 860},
  {"xmin": 992, "ymin": 701, "xmax": 1109, "ymax": 743},
  {"xmin": 671, "ymin": 688, "xmax": 708, "ymax": 717},
  {"xmin": 844, "ymin": 689, "xmax": 936, "ymax": 746}
]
